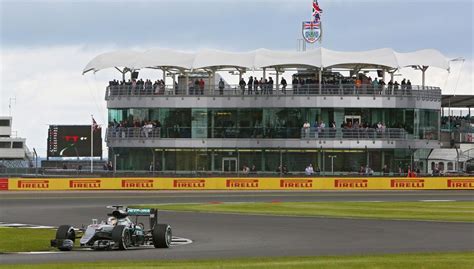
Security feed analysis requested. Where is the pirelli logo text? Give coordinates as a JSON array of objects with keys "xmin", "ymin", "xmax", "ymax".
[
  {"xmin": 226, "ymin": 179, "xmax": 259, "ymax": 188},
  {"xmin": 390, "ymin": 179, "xmax": 425, "ymax": 188},
  {"xmin": 447, "ymin": 179, "xmax": 474, "ymax": 189},
  {"xmin": 334, "ymin": 179, "xmax": 368, "ymax": 188},
  {"xmin": 17, "ymin": 180, "xmax": 49, "ymax": 189},
  {"xmin": 280, "ymin": 179, "xmax": 313, "ymax": 188},
  {"xmin": 122, "ymin": 179, "xmax": 154, "ymax": 189},
  {"xmin": 173, "ymin": 179, "xmax": 206, "ymax": 188},
  {"xmin": 69, "ymin": 180, "xmax": 101, "ymax": 189}
]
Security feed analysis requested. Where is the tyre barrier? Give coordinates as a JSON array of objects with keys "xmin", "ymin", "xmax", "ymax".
[{"xmin": 0, "ymin": 177, "xmax": 473, "ymax": 191}]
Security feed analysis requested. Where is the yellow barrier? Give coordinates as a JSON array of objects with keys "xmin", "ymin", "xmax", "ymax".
[{"xmin": 3, "ymin": 177, "xmax": 474, "ymax": 191}]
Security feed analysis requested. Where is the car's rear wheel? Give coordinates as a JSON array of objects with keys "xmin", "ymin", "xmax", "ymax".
[
  {"xmin": 152, "ymin": 224, "xmax": 172, "ymax": 248},
  {"xmin": 56, "ymin": 225, "xmax": 75, "ymax": 251},
  {"xmin": 112, "ymin": 225, "xmax": 131, "ymax": 250}
]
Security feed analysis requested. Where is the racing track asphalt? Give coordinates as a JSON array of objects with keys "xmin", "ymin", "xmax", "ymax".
[{"xmin": 1, "ymin": 191, "xmax": 473, "ymax": 264}]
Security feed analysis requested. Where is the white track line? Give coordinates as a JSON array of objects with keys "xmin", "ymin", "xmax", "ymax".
[{"xmin": 419, "ymin": 200, "xmax": 456, "ymax": 202}]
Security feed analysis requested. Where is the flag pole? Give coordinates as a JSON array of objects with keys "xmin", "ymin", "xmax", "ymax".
[{"xmin": 91, "ymin": 114, "xmax": 94, "ymax": 173}]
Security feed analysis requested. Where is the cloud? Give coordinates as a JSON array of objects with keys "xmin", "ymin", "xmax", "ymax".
[{"xmin": 1, "ymin": 45, "xmax": 472, "ymax": 158}]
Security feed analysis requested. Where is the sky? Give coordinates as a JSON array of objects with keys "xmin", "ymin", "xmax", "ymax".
[{"xmin": 0, "ymin": 0, "xmax": 473, "ymax": 158}]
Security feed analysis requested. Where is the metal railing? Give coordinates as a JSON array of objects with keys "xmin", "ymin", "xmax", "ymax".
[
  {"xmin": 105, "ymin": 84, "xmax": 442, "ymax": 100},
  {"xmin": 106, "ymin": 127, "xmax": 411, "ymax": 141}
]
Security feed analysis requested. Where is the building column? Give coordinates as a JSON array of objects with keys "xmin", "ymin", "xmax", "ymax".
[
  {"xmin": 420, "ymin": 66, "xmax": 428, "ymax": 90},
  {"xmin": 185, "ymin": 74, "xmax": 189, "ymax": 95},
  {"xmin": 211, "ymin": 70, "xmax": 216, "ymax": 94},
  {"xmin": 211, "ymin": 149, "xmax": 215, "ymax": 172},
  {"xmin": 162, "ymin": 69, "xmax": 166, "ymax": 85},
  {"xmin": 318, "ymin": 68, "xmax": 322, "ymax": 94},
  {"xmin": 322, "ymin": 149, "xmax": 325, "ymax": 175},
  {"xmin": 381, "ymin": 151, "xmax": 385, "ymax": 174},
  {"xmin": 172, "ymin": 74, "xmax": 176, "ymax": 95},
  {"xmin": 275, "ymin": 68, "xmax": 280, "ymax": 93},
  {"xmin": 162, "ymin": 150, "xmax": 165, "ymax": 172}
]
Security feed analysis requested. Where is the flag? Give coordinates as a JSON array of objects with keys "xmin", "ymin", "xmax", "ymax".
[
  {"xmin": 92, "ymin": 117, "xmax": 100, "ymax": 132},
  {"xmin": 303, "ymin": 21, "xmax": 320, "ymax": 29},
  {"xmin": 312, "ymin": 0, "xmax": 323, "ymax": 17}
]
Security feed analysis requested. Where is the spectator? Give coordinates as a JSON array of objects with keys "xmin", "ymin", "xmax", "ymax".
[
  {"xmin": 292, "ymin": 76, "xmax": 299, "ymax": 94},
  {"xmin": 239, "ymin": 78, "xmax": 246, "ymax": 95},
  {"xmin": 218, "ymin": 78, "xmax": 225, "ymax": 95},
  {"xmin": 250, "ymin": 164, "xmax": 257, "ymax": 174},
  {"xmin": 248, "ymin": 76, "xmax": 253, "ymax": 95},
  {"xmin": 199, "ymin": 78, "xmax": 205, "ymax": 95},
  {"xmin": 365, "ymin": 165, "xmax": 374, "ymax": 176},
  {"xmin": 281, "ymin": 77, "xmax": 287, "ymax": 94},
  {"xmin": 303, "ymin": 121, "xmax": 310, "ymax": 138},
  {"xmin": 107, "ymin": 161, "xmax": 113, "ymax": 171},
  {"xmin": 194, "ymin": 79, "xmax": 199, "ymax": 95},
  {"xmin": 382, "ymin": 164, "xmax": 389, "ymax": 175},
  {"xmin": 305, "ymin": 164, "xmax": 314, "ymax": 176},
  {"xmin": 268, "ymin": 77, "xmax": 274, "ymax": 94},
  {"xmin": 282, "ymin": 164, "xmax": 288, "ymax": 174}
]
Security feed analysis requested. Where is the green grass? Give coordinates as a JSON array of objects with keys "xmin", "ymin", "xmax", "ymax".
[
  {"xmin": 0, "ymin": 227, "xmax": 55, "ymax": 252},
  {"xmin": 1, "ymin": 252, "xmax": 473, "ymax": 269},
  {"xmin": 132, "ymin": 201, "xmax": 474, "ymax": 222}
]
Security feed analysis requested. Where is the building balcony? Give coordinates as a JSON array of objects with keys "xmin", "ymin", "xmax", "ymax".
[
  {"xmin": 105, "ymin": 127, "xmax": 440, "ymax": 149},
  {"xmin": 105, "ymin": 84, "xmax": 442, "ymax": 110}
]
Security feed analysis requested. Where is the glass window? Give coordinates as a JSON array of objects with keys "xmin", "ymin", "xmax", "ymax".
[
  {"xmin": 447, "ymin": 162, "xmax": 453, "ymax": 171},
  {"xmin": 12, "ymin": 142, "xmax": 23, "ymax": 148},
  {"xmin": 0, "ymin": 142, "xmax": 10, "ymax": 148},
  {"xmin": 0, "ymin": 119, "xmax": 10, "ymax": 127}
]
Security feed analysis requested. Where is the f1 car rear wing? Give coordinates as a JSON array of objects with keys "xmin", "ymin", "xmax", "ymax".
[
  {"xmin": 127, "ymin": 208, "xmax": 155, "ymax": 216},
  {"xmin": 127, "ymin": 208, "xmax": 158, "ymax": 228}
]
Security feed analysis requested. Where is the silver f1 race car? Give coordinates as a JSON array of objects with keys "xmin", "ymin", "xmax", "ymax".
[{"xmin": 50, "ymin": 206, "xmax": 172, "ymax": 251}]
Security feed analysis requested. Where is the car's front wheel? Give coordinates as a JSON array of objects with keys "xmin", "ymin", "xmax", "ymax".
[
  {"xmin": 152, "ymin": 224, "xmax": 172, "ymax": 248},
  {"xmin": 55, "ymin": 225, "xmax": 75, "ymax": 251},
  {"xmin": 112, "ymin": 225, "xmax": 131, "ymax": 250}
]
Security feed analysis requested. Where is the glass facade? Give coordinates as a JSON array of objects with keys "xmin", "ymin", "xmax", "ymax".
[
  {"xmin": 108, "ymin": 108, "xmax": 439, "ymax": 139},
  {"xmin": 110, "ymin": 147, "xmax": 414, "ymax": 174}
]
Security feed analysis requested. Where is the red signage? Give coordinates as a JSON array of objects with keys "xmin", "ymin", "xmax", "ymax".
[
  {"xmin": 447, "ymin": 179, "xmax": 474, "ymax": 189},
  {"xmin": 280, "ymin": 179, "xmax": 313, "ymax": 188},
  {"xmin": 0, "ymin": 178, "xmax": 8, "ymax": 190},
  {"xmin": 69, "ymin": 179, "xmax": 101, "ymax": 189},
  {"xmin": 334, "ymin": 179, "xmax": 368, "ymax": 188},
  {"xmin": 18, "ymin": 180, "xmax": 49, "ymax": 189},
  {"xmin": 226, "ymin": 179, "xmax": 259, "ymax": 188},
  {"xmin": 173, "ymin": 179, "xmax": 206, "ymax": 188},
  {"xmin": 390, "ymin": 179, "xmax": 425, "ymax": 188},
  {"xmin": 122, "ymin": 179, "xmax": 154, "ymax": 189}
]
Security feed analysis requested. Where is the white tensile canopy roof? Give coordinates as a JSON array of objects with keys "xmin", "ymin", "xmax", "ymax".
[{"xmin": 83, "ymin": 47, "xmax": 451, "ymax": 74}]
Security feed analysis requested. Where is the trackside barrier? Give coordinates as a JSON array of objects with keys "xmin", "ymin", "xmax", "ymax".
[{"xmin": 1, "ymin": 177, "xmax": 473, "ymax": 191}]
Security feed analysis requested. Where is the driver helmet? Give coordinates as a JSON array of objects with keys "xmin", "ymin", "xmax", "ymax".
[{"xmin": 107, "ymin": 216, "xmax": 117, "ymax": 225}]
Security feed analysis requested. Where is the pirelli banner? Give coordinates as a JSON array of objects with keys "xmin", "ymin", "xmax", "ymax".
[{"xmin": 1, "ymin": 177, "xmax": 474, "ymax": 191}]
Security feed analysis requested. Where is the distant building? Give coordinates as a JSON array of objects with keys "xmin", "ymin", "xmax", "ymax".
[
  {"xmin": 0, "ymin": 116, "xmax": 33, "ymax": 168},
  {"xmin": 85, "ymin": 48, "xmax": 452, "ymax": 175}
]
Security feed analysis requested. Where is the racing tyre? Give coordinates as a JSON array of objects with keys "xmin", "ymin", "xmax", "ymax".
[
  {"xmin": 152, "ymin": 224, "xmax": 172, "ymax": 248},
  {"xmin": 55, "ymin": 225, "xmax": 75, "ymax": 251},
  {"xmin": 112, "ymin": 225, "xmax": 131, "ymax": 250}
]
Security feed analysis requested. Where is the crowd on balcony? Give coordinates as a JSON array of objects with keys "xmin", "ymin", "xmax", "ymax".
[
  {"xmin": 107, "ymin": 117, "xmax": 407, "ymax": 140},
  {"xmin": 302, "ymin": 120, "xmax": 394, "ymax": 139},
  {"xmin": 441, "ymin": 115, "xmax": 473, "ymax": 131},
  {"xmin": 109, "ymin": 79, "xmax": 170, "ymax": 95},
  {"xmin": 108, "ymin": 119, "xmax": 162, "ymax": 138},
  {"xmin": 107, "ymin": 74, "xmax": 417, "ymax": 97}
]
